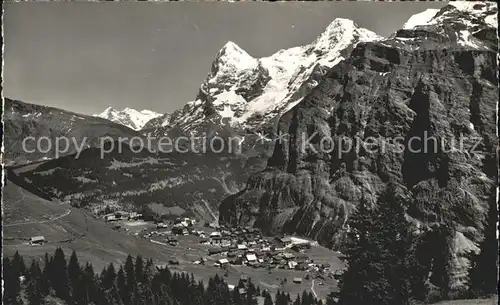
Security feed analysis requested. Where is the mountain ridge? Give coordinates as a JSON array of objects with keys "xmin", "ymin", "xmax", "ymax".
[{"xmin": 94, "ymin": 106, "xmax": 164, "ymax": 130}]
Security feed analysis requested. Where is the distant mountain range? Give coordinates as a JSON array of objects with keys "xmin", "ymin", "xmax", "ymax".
[
  {"xmin": 94, "ymin": 107, "xmax": 165, "ymax": 131},
  {"xmin": 2, "ymin": 98, "xmax": 143, "ymax": 166}
]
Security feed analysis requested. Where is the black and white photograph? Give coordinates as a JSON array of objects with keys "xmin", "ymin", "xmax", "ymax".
[{"xmin": 1, "ymin": 1, "xmax": 498, "ymax": 305}]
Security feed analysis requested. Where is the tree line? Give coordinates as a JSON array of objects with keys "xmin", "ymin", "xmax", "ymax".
[
  {"xmin": 3, "ymin": 248, "xmax": 322, "ymax": 305},
  {"xmin": 331, "ymin": 182, "xmax": 497, "ymax": 305}
]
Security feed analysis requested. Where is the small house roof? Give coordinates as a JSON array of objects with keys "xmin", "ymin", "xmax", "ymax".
[
  {"xmin": 30, "ymin": 236, "xmax": 45, "ymax": 242},
  {"xmin": 246, "ymin": 254, "xmax": 257, "ymax": 262}
]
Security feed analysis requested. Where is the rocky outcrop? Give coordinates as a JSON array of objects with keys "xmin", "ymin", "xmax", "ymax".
[{"xmin": 219, "ymin": 2, "xmax": 498, "ymax": 287}]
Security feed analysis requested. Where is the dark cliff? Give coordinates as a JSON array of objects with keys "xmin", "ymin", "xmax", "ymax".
[{"xmin": 219, "ymin": 3, "xmax": 498, "ymax": 287}]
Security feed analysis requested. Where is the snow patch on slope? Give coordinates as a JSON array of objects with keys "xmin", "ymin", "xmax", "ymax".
[{"xmin": 403, "ymin": 8, "xmax": 440, "ymax": 29}]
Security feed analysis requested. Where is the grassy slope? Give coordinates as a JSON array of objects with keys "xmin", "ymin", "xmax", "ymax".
[
  {"xmin": 3, "ymin": 178, "xmax": 343, "ymax": 299},
  {"xmin": 3, "ymin": 179, "xmax": 182, "ymax": 270}
]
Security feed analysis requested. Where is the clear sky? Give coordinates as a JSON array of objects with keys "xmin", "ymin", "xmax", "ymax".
[{"xmin": 3, "ymin": 1, "xmax": 446, "ymax": 115}]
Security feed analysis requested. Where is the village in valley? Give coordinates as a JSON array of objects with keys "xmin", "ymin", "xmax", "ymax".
[{"xmin": 94, "ymin": 209, "xmax": 345, "ymax": 296}]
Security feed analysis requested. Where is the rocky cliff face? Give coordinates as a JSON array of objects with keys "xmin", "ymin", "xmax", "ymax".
[{"xmin": 219, "ymin": 2, "xmax": 498, "ymax": 287}]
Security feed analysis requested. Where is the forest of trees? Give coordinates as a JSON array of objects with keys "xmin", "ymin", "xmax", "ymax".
[
  {"xmin": 3, "ymin": 185, "xmax": 497, "ymax": 305},
  {"xmin": 333, "ymin": 182, "xmax": 498, "ymax": 305},
  {"xmin": 2, "ymin": 248, "xmax": 322, "ymax": 305}
]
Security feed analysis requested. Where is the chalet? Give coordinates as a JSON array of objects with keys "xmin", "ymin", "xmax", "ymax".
[
  {"xmin": 293, "ymin": 277, "xmax": 303, "ymax": 284},
  {"xmin": 211, "ymin": 236, "xmax": 228, "ymax": 245},
  {"xmin": 208, "ymin": 248, "xmax": 222, "ymax": 255},
  {"xmin": 295, "ymin": 254, "xmax": 309, "ymax": 263},
  {"xmin": 167, "ymin": 237, "xmax": 178, "ymax": 246},
  {"xmin": 171, "ymin": 226, "xmax": 184, "ymax": 235},
  {"xmin": 245, "ymin": 254, "xmax": 257, "ymax": 263},
  {"xmin": 209, "ymin": 231, "xmax": 222, "ymax": 238},
  {"xmin": 288, "ymin": 261, "xmax": 298, "ymax": 269},
  {"xmin": 291, "ymin": 243, "xmax": 311, "ymax": 252},
  {"xmin": 279, "ymin": 237, "xmax": 293, "ymax": 247},
  {"xmin": 228, "ymin": 284, "xmax": 235, "ymax": 291},
  {"xmin": 156, "ymin": 264, "xmax": 168, "ymax": 271},
  {"xmin": 208, "ymin": 247, "xmax": 229, "ymax": 256},
  {"xmin": 115, "ymin": 211, "xmax": 129, "ymax": 219},
  {"xmin": 105, "ymin": 215, "xmax": 118, "ymax": 222},
  {"xmin": 321, "ymin": 263, "xmax": 331, "ymax": 271},
  {"xmin": 232, "ymin": 257, "xmax": 244, "ymax": 265},
  {"xmin": 218, "ymin": 258, "xmax": 229, "ymax": 266},
  {"xmin": 30, "ymin": 236, "xmax": 46, "ymax": 245},
  {"xmin": 157, "ymin": 223, "xmax": 168, "ymax": 229},
  {"xmin": 237, "ymin": 244, "xmax": 248, "ymax": 250},
  {"xmin": 248, "ymin": 262, "xmax": 260, "ymax": 268},
  {"xmin": 128, "ymin": 212, "xmax": 143, "ymax": 220},
  {"xmin": 295, "ymin": 263, "xmax": 307, "ymax": 271}
]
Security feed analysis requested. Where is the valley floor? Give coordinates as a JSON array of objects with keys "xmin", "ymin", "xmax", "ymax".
[{"xmin": 3, "ymin": 179, "xmax": 343, "ymax": 300}]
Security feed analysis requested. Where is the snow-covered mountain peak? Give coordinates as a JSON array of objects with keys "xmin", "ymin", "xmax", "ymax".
[
  {"xmin": 403, "ymin": 8, "xmax": 441, "ymax": 29},
  {"xmin": 94, "ymin": 107, "xmax": 163, "ymax": 131},
  {"xmin": 214, "ymin": 41, "xmax": 257, "ymax": 70},
  {"xmin": 312, "ymin": 17, "xmax": 381, "ymax": 55},
  {"xmin": 219, "ymin": 41, "xmax": 249, "ymax": 57},
  {"xmin": 163, "ymin": 17, "xmax": 382, "ymax": 135},
  {"xmin": 402, "ymin": 1, "xmax": 497, "ymax": 30}
]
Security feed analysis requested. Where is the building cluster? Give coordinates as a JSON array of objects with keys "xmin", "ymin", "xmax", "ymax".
[
  {"xmin": 203, "ymin": 227, "xmax": 321, "ymax": 272},
  {"xmin": 104, "ymin": 211, "xmax": 143, "ymax": 222}
]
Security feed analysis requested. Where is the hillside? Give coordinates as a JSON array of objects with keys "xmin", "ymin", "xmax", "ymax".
[
  {"xmin": 2, "ymin": 98, "xmax": 143, "ymax": 166},
  {"xmin": 2, "ymin": 178, "xmax": 179, "ymax": 270},
  {"xmin": 11, "ymin": 142, "xmax": 267, "ymax": 221}
]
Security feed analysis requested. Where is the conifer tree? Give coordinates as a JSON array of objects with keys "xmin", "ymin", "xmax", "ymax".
[
  {"xmin": 3, "ymin": 258, "xmax": 22, "ymax": 305},
  {"xmin": 26, "ymin": 261, "xmax": 43, "ymax": 305},
  {"xmin": 117, "ymin": 266, "xmax": 128, "ymax": 303},
  {"xmin": 124, "ymin": 255, "xmax": 136, "ymax": 290},
  {"xmin": 41, "ymin": 253, "xmax": 52, "ymax": 296},
  {"xmin": 101, "ymin": 263, "xmax": 117, "ymax": 291},
  {"xmin": 135, "ymin": 255, "xmax": 145, "ymax": 284},
  {"xmin": 338, "ymin": 184, "xmax": 415, "ymax": 305},
  {"xmin": 68, "ymin": 250, "xmax": 81, "ymax": 285},
  {"xmin": 12, "ymin": 251, "xmax": 27, "ymax": 276},
  {"xmin": 52, "ymin": 247, "xmax": 71, "ymax": 301},
  {"xmin": 264, "ymin": 291, "xmax": 274, "ymax": 305}
]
